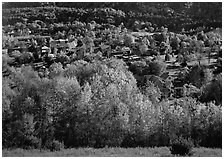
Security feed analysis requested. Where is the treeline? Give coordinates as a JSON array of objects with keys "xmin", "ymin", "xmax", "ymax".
[{"xmin": 3, "ymin": 56, "xmax": 222, "ymax": 150}]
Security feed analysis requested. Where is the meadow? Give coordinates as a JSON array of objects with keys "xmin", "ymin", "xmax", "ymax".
[{"xmin": 2, "ymin": 147, "xmax": 222, "ymax": 157}]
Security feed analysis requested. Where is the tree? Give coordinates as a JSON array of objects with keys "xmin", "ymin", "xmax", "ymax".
[
  {"xmin": 187, "ymin": 64, "xmax": 213, "ymax": 88},
  {"xmin": 200, "ymin": 74, "xmax": 222, "ymax": 105},
  {"xmin": 186, "ymin": 2, "xmax": 222, "ymax": 22}
]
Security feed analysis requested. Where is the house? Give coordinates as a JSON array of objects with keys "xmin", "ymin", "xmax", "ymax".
[
  {"xmin": 50, "ymin": 39, "xmax": 69, "ymax": 48},
  {"xmin": 41, "ymin": 46, "xmax": 50, "ymax": 54}
]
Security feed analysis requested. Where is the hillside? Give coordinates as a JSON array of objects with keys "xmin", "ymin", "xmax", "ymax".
[
  {"xmin": 2, "ymin": 2, "xmax": 222, "ymax": 31},
  {"xmin": 2, "ymin": 2, "xmax": 222, "ymax": 157}
]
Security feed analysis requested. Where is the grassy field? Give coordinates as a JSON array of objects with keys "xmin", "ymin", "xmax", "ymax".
[{"xmin": 2, "ymin": 147, "xmax": 222, "ymax": 157}]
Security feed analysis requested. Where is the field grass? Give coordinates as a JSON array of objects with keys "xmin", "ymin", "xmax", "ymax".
[{"xmin": 2, "ymin": 147, "xmax": 222, "ymax": 157}]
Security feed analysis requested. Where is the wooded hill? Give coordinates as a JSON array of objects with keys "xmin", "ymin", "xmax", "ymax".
[{"xmin": 2, "ymin": 2, "xmax": 222, "ymax": 32}]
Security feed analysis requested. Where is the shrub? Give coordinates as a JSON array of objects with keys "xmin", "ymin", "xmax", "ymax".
[
  {"xmin": 23, "ymin": 136, "xmax": 41, "ymax": 149},
  {"xmin": 146, "ymin": 60, "xmax": 166, "ymax": 76},
  {"xmin": 170, "ymin": 137, "xmax": 194, "ymax": 156},
  {"xmin": 45, "ymin": 140, "xmax": 64, "ymax": 151},
  {"xmin": 121, "ymin": 133, "xmax": 146, "ymax": 148}
]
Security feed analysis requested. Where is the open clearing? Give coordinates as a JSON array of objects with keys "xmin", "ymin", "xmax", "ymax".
[{"xmin": 2, "ymin": 147, "xmax": 222, "ymax": 157}]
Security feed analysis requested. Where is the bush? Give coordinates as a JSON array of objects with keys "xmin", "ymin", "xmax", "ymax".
[
  {"xmin": 23, "ymin": 136, "xmax": 41, "ymax": 149},
  {"xmin": 121, "ymin": 133, "xmax": 146, "ymax": 148},
  {"xmin": 170, "ymin": 137, "xmax": 194, "ymax": 156},
  {"xmin": 45, "ymin": 140, "xmax": 64, "ymax": 151},
  {"xmin": 146, "ymin": 60, "xmax": 166, "ymax": 76}
]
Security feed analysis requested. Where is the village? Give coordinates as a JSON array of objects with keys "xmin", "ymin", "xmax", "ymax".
[
  {"xmin": 3, "ymin": 24, "xmax": 222, "ymax": 99},
  {"xmin": 2, "ymin": 2, "xmax": 222, "ymax": 157}
]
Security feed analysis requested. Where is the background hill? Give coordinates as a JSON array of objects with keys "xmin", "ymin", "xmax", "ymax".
[{"xmin": 2, "ymin": 2, "xmax": 222, "ymax": 32}]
